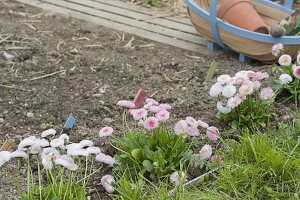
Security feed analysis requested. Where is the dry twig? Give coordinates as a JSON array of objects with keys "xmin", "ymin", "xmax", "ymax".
[
  {"xmin": 30, "ymin": 69, "xmax": 66, "ymax": 81},
  {"xmin": 0, "ymin": 84, "xmax": 31, "ymax": 92}
]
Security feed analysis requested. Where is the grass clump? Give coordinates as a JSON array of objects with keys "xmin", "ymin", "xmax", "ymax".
[{"xmin": 113, "ymin": 126, "xmax": 192, "ymax": 181}]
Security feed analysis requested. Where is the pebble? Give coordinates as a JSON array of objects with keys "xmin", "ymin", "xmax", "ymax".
[
  {"xmin": 102, "ymin": 117, "xmax": 114, "ymax": 124},
  {"xmin": 70, "ymin": 48, "xmax": 79, "ymax": 55},
  {"xmin": 26, "ymin": 112, "xmax": 34, "ymax": 118},
  {"xmin": 3, "ymin": 52, "xmax": 14, "ymax": 61},
  {"xmin": 0, "ymin": 118, "xmax": 4, "ymax": 123}
]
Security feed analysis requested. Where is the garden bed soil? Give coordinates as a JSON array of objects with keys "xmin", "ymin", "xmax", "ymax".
[{"xmin": 0, "ymin": 1, "xmax": 294, "ymax": 199}]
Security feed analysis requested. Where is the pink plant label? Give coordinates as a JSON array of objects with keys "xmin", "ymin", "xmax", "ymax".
[{"xmin": 133, "ymin": 89, "xmax": 146, "ymax": 109}]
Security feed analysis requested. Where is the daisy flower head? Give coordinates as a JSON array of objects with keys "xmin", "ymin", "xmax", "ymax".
[
  {"xmin": 222, "ymin": 84, "xmax": 237, "ymax": 98},
  {"xmin": 145, "ymin": 98, "xmax": 159, "ymax": 105},
  {"xmin": 235, "ymin": 71, "xmax": 250, "ymax": 80},
  {"xmin": 227, "ymin": 96, "xmax": 242, "ymax": 109},
  {"xmin": 101, "ymin": 175, "xmax": 115, "ymax": 193},
  {"xmin": 278, "ymin": 54, "xmax": 292, "ymax": 66},
  {"xmin": 18, "ymin": 137, "xmax": 37, "ymax": 149},
  {"xmin": 209, "ymin": 82, "xmax": 223, "ymax": 97},
  {"xmin": 41, "ymin": 128, "xmax": 56, "ymax": 138},
  {"xmin": 149, "ymin": 106, "xmax": 164, "ymax": 113},
  {"xmin": 279, "ymin": 74, "xmax": 293, "ymax": 84},
  {"xmin": 59, "ymin": 134, "xmax": 69, "ymax": 142},
  {"xmin": 50, "ymin": 138, "xmax": 64, "ymax": 148},
  {"xmin": 68, "ymin": 149, "xmax": 90, "ymax": 157},
  {"xmin": 170, "ymin": 171, "xmax": 186, "ymax": 185},
  {"xmin": 35, "ymin": 138, "xmax": 50, "ymax": 147},
  {"xmin": 206, "ymin": 126, "xmax": 219, "ymax": 142},
  {"xmin": 79, "ymin": 140, "xmax": 93, "ymax": 147},
  {"xmin": 260, "ymin": 87, "xmax": 275, "ymax": 100},
  {"xmin": 217, "ymin": 74, "xmax": 231, "ymax": 84},
  {"xmin": 197, "ymin": 120, "xmax": 209, "ymax": 129},
  {"xmin": 271, "ymin": 43, "xmax": 284, "ymax": 57},
  {"xmin": 174, "ymin": 120, "xmax": 188, "ymax": 135},
  {"xmin": 0, "ymin": 151, "xmax": 11, "ymax": 167},
  {"xmin": 10, "ymin": 150, "xmax": 28, "ymax": 159},
  {"xmin": 29, "ymin": 145, "xmax": 42, "ymax": 154},
  {"xmin": 95, "ymin": 153, "xmax": 116, "ymax": 167},
  {"xmin": 144, "ymin": 117, "xmax": 159, "ymax": 131},
  {"xmin": 293, "ymin": 66, "xmax": 300, "ymax": 79},
  {"xmin": 249, "ymin": 72, "xmax": 269, "ymax": 81},
  {"xmin": 253, "ymin": 81, "xmax": 261, "ymax": 90},
  {"xmin": 199, "ymin": 144, "xmax": 212, "ymax": 160},
  {"xmin": 155, "ymin": 110, "xmax": 170, "ymax": 122},
  {"xmin": 186, "ymin": 126, "xmax": 200, "ymax": 136},
  {"xmin": 185, "ymin": 116, "xmax": 198, "ymax": 127},
  {"xmin": 87, "ymin": 147, "xmax": 101, "ymax": 155},
  {"xmin": 217, "ymin": 102, "xmax": 231, "ymax": 114},
  {"xmin": 99, "ymin": 127, "xmax": 114, "ymax": 137},
  {"xmin": 159, "ymin": 103, "xmax": 172, "ymax": 110},
  {"xmin": 116, "ymin": 100, "xmax": 135, "ymax": 109},
  {"xmin": 130, "ymin": 108, "xmax": 147, "ymax": 120},
  {"xmin": 239, "ymin": 83, "xmax": 254, "ymax": 96}
]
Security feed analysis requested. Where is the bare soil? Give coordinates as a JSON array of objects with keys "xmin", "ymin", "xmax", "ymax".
[{"xmin": 0, "ymin": 0, "xmax": 294, "ymax": 199}]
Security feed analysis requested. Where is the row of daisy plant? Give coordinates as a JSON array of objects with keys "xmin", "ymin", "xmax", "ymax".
[{"xmin": 0, "ymin": 128, "xmax": 118, "ymax": 199}]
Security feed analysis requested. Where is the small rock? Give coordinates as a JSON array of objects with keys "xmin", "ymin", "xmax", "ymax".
[
  {"xmin": 26, "ymin": 112, "xmax": 34, "ymax": 118},
  {"xmin": 3, "ymin": 52, "xmax": 14, "ymax": 61},
  {"xmin": 102, "ymin": 117, "xmax": 114, "ymax": 124},
  {"xmin": 70, "ymin": 48, "xmax": 79, "ymax": 55},
  {"xmin": 0, "ymin": 118, "xmax": 4, "ymax": 123}
]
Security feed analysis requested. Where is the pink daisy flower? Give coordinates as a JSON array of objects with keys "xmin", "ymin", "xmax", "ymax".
[
  {"xmin": 278, "ymin": 54, "xmax": 292, "ymax": 66},
  {"xmin": 199, "ymin": 144, "xmax": 212, "ymax": 160},
  {"xmin": 145, "ymin": 98, "xmax": 158, "ymax": 105},
  {"xmin": 95, "ymin": 153, "xmax": 116, "ymax": 167},
  {"xmin": 144, "ymin": 117, "xmax": 159, "ymax": 131},
  {"xmin": 117, "ymin": 100, "xmax": 136, "ymax": 109},
  {"xmin": 50, "ymin": 138, "xmax": 64, "ymax": 148},
  {"xmin": 130, "ymin": 108, "xmax": 148, "ymax": 120},
  {"xmin": 101, "ymin": 175, "xmax": 115, "ymax": 193},
  {"xmin": 260, "ymin": 87, "xmax": 275, "ymax": 100},
  {"xmin": 197, "ymin": 120, "xmax": 209, "ymax": 129},
  {"xmin": 271, "ymin": 43, "xmax": 284, "ymax": 57},
  {"xmin": 186, "ymin": 126, "xmax": 200, "ymax": 136},
  {"xmin": 155, "ymin": 110, "xmax": 170, "ymax": 122},
  {"xmin": 99, "ymin": 127, "xmax": 114, "ymax": 137},
  {"xmin": 174, "ymin": 120, "xmax": 188, "ymax": 135},
  {"xmin": 293, "ymin": 66, "xmax": 300, "ymax": 79},
  {"xmin": 159, "ymin": 103, "xmax": 172, "ymax": 110},
  {"xmin": 149, "ymin": 106, "xmax": 164, "ymax": 113},
  {"xmin": 206, "ymin": 126, "xmax": 219, "ymax": 142},
  {"xmin": 185, "ymin": 117, "xmax": 198, "ymax": 128}
]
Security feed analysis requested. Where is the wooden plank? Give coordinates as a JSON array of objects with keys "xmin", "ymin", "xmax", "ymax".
[
  {"xmin": 92, "ymin": 0, "xmax": 192, "ymax": 25},
  {"xmin": 13, "ymin": 0, "xmax": 214, "ymax": 55},
  {"xmin": 41, "ymin": 0, "xmax": 207, "ymax": 46},
  {"xmin": 66, "ymin": 0, "xmax": 198, "ymax": 35}
]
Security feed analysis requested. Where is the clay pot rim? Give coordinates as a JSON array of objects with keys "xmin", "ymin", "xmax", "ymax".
[{"xmin": 217, "ymin": 0, "xmax": 252, "ymax": 19}]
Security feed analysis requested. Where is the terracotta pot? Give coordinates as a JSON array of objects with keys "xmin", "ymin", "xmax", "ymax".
[{"xmin": 217, "ymin": 0, "xmax": 269, "ymax": 34}]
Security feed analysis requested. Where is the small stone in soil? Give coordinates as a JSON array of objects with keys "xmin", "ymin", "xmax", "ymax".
[
  {"xmin": 26, "ymin": 112, "xmax": 34, "ymax": 118},
  {"xmin": 102, "ymin": 117, "xmax": 114, "ymax": 124}
]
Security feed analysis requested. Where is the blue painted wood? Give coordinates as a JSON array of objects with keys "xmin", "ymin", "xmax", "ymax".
[
  {"xmin": 209, "ymin": 0, "xmax": 226, "ymax": 48},
  {"xmin": 284, "ymin": 0, "xmax": 293, "ymax": 9},
  {"xmin": 207, "ymin": 41, "xmax": 221, "ymax": 51},
  {"xmin": 239, "ymin": 54, "xmax": 253, "ymax": 63},
  {"xmin": 185, "ymin": 0, "xmax": 300, "ymax": 45}
]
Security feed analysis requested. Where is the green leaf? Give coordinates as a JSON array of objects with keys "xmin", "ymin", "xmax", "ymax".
[
  {"xmin": 142, "ymin": 160, "xmax": 154, "ymax": 172},
  {"xmin": 131, "ymin": 149, "xmax": 143, "ymax": 160}
]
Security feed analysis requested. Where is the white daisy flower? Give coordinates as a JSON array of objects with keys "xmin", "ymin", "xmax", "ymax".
[{"xmin": 41, "ymin": 129, "xmax": 56, "ymax": 138}]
